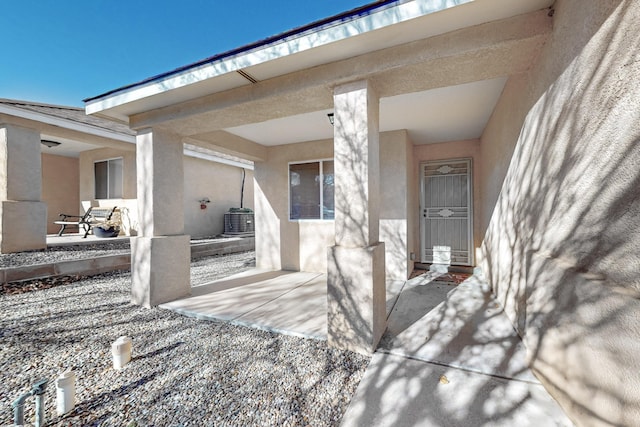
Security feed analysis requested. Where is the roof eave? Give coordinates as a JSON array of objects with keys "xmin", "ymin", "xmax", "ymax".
[{"xmin": 84, "ymin": 0, "xmax": 473, "ymax": 118}]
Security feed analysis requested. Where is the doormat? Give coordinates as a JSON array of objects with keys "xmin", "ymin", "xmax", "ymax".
[{"xmin": 408, "ymin": 269, "xmax": 470, "ymax": 285}]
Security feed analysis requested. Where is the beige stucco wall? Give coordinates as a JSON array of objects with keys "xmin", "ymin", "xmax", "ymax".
[
  {"xmin": 478, "ymin": 0, "xmax": 640, "ymax": 425},
  {"xmin": 380, "ymin": 130, "xmax": 413, "ymax": 280},
  {"xmin": 413, "ymin": 139, "xmax": 482, "ymax": 262},
  {"xmin": 42, "ymin": 154, "xmax": 79, "ymax": 234},
  {"xmin": 255, "ymin": 130, "xmax": 413, "ymax": 279},
  {"xmin": 183, "ymin": 156, "xmax": 254, "ymax": 238},
  {"xmin": 79, "ymin": 147, "xmax": 254, "ymax": 237},
  {"xmin": 255, "ymin": 139, "xmax": 335, "ymax": 272}
]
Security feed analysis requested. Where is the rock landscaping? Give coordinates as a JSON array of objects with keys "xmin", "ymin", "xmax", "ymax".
[{"xmin": 0, "ymin": 251, "xmax": 369, "ymax": 426}]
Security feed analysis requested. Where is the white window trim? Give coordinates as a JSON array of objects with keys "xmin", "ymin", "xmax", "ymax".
[
  {"xmin": 288, "ymin": 158, "xmax": 335, "ymax": 222},
  {"xmin": 94, "ymin": 157, "xmax": 124, "ymax": 200}
]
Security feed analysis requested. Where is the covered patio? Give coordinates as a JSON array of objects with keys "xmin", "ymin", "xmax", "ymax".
[
  {"xmin": 159, "ymin": 269, "xmax": 572, "ymax": 425},
  {"xmin": 84, "ymin": 0, "xmax": 553, "ymax": 354},
  {"xmin": 82, "ymin": 0, "xmax": 640, "ymax": 424}
]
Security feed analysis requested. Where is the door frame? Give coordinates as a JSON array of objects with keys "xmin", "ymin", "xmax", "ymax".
[{"xmin": 419, "ymin": 157, "xmax": 474, "ymax": 266}]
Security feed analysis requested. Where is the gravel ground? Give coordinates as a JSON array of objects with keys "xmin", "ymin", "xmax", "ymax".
[{"xmin": 0, "ymin": 252, "xmax": 369, "ymax": 426}]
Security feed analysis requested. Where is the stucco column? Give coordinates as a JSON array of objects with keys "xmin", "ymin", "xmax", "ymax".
[
  {"xmin": 0, "ymin": 124, "xmax": 46, "ymax": 253},
  {"xmin": 131, "ymin": 128, "xmax": 190, "ymax": 308},
  {"xmin": 327, "ymin": 80, "xmax": 386, "ymax": 355}
]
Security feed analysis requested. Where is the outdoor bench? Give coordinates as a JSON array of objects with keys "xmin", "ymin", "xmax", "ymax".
[{"xmin": 54, "ymin": 206, "xmax": 118, "ymax": 238}]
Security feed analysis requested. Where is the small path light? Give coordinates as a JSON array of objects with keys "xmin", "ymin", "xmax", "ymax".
[
  {"xmin": 112, "ymin": 336, "xmax": 133, "ymax": 369},
  {"xmin": 55, "ymin": 371, "xmax": 76, "ymax": 415}
]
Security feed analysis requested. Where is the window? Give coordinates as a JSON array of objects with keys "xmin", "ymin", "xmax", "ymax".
[
  {"xmin": 289, "ymin": 160, "xmax": 334, "ymax": 220},
  {"xmin": 94, "ymin": 158, "xmax": 123, "ymax": 199}
]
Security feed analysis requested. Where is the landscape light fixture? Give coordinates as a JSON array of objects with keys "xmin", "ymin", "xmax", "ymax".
[
  {"xmin": 327, "ymin": 113, "xmax": 334, "ymax": 125},
  {"xmin": 41, "ymin": 140, "xmax": 61, "ymax": 148}
]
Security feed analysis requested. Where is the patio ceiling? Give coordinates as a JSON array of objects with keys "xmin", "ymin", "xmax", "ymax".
[{"xmin": 224, "ymin": 77, "xmax": 508, "ymax": 146}]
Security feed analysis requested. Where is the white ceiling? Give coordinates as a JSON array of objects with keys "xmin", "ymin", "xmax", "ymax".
[
  {"xmin": 40, "ymin": 134, "xmax": 99, "ymax": 158},
  {"xmin": 224, "ymin": 77, "xmax": 508, "ymax": 146}
]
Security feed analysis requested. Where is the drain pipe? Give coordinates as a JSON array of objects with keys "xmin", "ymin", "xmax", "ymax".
[
  {"xmin": 240, "ymin": 168, "xmax": 246, "ymax": 209},
  {"xmin": 12, "ymin": 378, "xmax": 48, "ymax": 427}
]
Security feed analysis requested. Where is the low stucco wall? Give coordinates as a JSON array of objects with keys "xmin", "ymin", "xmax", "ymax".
[
  {"xmin": 42, "ymin": 154, "xmax": 79, "ymax": 234},
  {"xmin": 478, "ymin": 0, "xmax": 640, "ymax": 425},
  {"xmin": 78, "ymin": 147, "xmax": 254, "ymax": 237}
]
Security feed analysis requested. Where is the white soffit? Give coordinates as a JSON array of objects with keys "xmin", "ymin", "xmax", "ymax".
[
  {"xmin": 39, "ymin": 134, "xmax": 100, "ymax": 158},
  {"xmin": 85, "ymin": 0, "xmax": 552, "ymax": 120},
  {"xmin": 382, "ymin": 77, "xmax": 508, "ymax": 143},
  {"xmin": 225, "ymin": 77, "xmax": 508, "ymax": 146}
]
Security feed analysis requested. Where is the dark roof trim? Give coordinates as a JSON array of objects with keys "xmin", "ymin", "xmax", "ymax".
[
  {"xmin": 84, "ymin": 0, "xmax": 403, "ymax": 103},
  {"xmin": 0, "ymin": 98, "xmax": 135, "ymax": 136}
]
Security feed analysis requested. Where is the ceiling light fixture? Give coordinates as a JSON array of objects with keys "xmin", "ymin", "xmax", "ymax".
[
  {"xmin": 41, "ymin": 140, "xmax": 61, "ymax": 148},
  {"xmin": 327, "ymin": 113, "xmax": 334, "ymax": 126}
]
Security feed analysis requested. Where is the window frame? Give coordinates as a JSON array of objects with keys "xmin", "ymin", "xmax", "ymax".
[
  {"xmin": 94, "ymin": 157, "xmax": 123, "ymax": 200},
  {"xmin": 288, "ymin": 158, "xmax": 335, "ymax": 222}
]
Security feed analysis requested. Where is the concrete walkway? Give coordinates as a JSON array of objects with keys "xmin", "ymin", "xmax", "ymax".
[
  {"xmin": 340, "ymin": 274, "xmax": 574, "ymax": 427},
  {"xmin": 161, "ymin": 269, "xmax": 573, "ymax": 426}
]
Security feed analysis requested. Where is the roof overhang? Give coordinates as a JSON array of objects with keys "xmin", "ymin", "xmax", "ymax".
[
  {"xmin": 85, "ymin": 0, "xmax": 554, "ymax": 123},
  {"xmin": 0, "ymin": 101, "xmax": 252, "ymax": 166}
]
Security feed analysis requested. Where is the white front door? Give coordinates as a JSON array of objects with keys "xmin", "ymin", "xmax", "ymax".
[{"xmin": 420, "ymin": 159, "xmax": 473, "ymax": 266}]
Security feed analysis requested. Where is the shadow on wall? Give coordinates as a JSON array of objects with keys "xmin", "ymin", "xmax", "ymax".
[
  {"xmin": 380, "ymin": 220, "xmax": 409, "ymax": 280},
  {"xmin": 328, "ymin": 89, "xmax": 387, "ymax": 354},
  {"xmin": 333, "ymin": 104, "xmax": 373, "ymax": 248},
  {"xmin": 327, "ymin": 248, "xmax": 377, "ymax": 353},
  {"xmin": 481, "ymin": 1, "xmax": 640, "ymax": 425}
]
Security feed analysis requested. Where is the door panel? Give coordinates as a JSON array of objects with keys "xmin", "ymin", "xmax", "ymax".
[{"xmin": 421, "ymin": 159, "xmax": 473, "ymax": 265}]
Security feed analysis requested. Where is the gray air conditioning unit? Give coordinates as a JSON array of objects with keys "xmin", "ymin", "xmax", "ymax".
[{"xmin": 224, "ymin": 208, "xmax": 254, "ymax": 235}]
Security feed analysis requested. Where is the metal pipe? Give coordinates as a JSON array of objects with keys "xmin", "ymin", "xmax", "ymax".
[
  {"xmin": 12, "ymin": 390, "xmax": 32, "ymax": 426},
  {"xmin": 12, "ymin": 379, "xmax": 48, "ymax": 427},
  {"xmin": 34, "ymin": 394, "xmax": 45, "ymax": 427},
  {"xmin": 240, "ymin": 168, "xmax": 246, "ymax": 208},
  {"xmin": 32, "ymin": 379, "xmax": 48, "ymax": 427}
]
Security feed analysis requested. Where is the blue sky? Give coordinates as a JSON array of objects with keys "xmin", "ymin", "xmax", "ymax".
[{"xmin": 0, "ymin": 1, "xmax": 369, "ymax": 107}]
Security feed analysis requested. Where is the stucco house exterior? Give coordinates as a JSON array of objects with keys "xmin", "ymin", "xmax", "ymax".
[
  {"xmin": 0, "ymin": 99, "xmax": 253, "ymax": 251},
  {"xmin": 84, "ymin": 0, "xmax": 639, "ymax": 425}
]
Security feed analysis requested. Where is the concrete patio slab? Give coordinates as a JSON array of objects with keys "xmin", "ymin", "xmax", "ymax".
[
  {"xmin": 234, "ymin": 272, "xmax": 327, "ymax": 338},
  {"xmin": 341, "ymin": 352, "xmax": 573, "ymax": 427},
  {"xmin": 159, "ymin": 269, "xmax": 327, "ymax": 339},
  {"xmin": 46, "ymin": 233, "xmax": 130, "ymax": 246}
]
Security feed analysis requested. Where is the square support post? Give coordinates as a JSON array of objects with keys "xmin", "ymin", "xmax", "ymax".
[
  {"xmin": 328, "ymin": 80, "xmax": 386, "ymax": 355},
  {"xmin": 131, "ymin": 128, "xmax": 190, "ymax": 308},
  {"xmin": 0, "ymin": 124, "xmax": 46, "ymax": 253}
]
